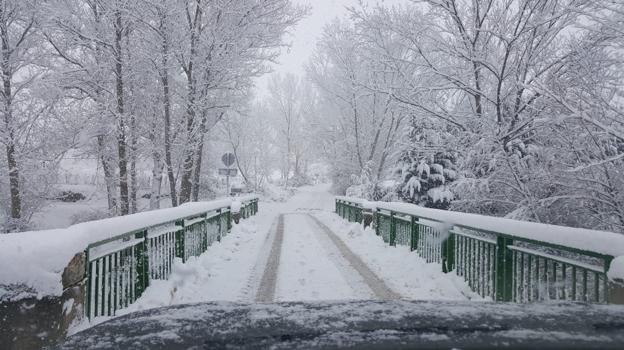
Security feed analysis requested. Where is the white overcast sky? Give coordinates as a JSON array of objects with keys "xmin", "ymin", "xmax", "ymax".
[
  {"xmin": 277, "ymin": 0, "xmax": 358, "ymax": 76},
  {"xmin": 255, "ymin": 0, "xmax": 405, "ymax": 97}
]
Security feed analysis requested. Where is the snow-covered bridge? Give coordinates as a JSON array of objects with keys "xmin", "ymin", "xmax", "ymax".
[{"xmin": 2, "ymin": 185, "xmax": 624, "ymax": 349}]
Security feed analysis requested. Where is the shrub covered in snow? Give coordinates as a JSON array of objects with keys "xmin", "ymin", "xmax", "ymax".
[
  {"xmin": 345, "ymin": 163, "xmax": 398, "ymax": 202},
  {"xmin": 395, "ymin": 120, "xmax": 458, "ymax": 209},
  {"xmin": 56, "ymin": 191, "xmax": 87, "ymax": 203}
]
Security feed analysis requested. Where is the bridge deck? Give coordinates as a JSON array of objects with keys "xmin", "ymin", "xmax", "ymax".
[{"xmin": 112, "ymin": 184, "xmax": 473, "ymax": 317}]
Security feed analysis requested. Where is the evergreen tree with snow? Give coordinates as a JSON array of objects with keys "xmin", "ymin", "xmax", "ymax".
[{"xmin": 396, "ymin": 120, "xmax": 458, "ymax": 210}]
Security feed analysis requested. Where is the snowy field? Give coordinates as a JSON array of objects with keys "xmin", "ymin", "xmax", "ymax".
[{"xmin": 30, "ymin": 184, "xmax": 159, "ymax": 230}]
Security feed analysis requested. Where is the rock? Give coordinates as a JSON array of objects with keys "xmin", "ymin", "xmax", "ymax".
[
  {"xmin": 61, "ymin": 284, "xmax": 85, "ymax": 332},
  {"xmin": 609, "ymin": 279, "xmax": 624, "ymax": 304},
  {"xmin": 62, "ymin": 252, "xmax": 86, "ymax": 289}
]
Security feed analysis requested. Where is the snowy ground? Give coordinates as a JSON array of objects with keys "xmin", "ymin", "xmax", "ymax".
[
  {"xmin": 275, "ymin": 214, "xmax": 375, "ymax": 301},
  {"xmin": 30, "ymin": 184, "xmax": 163, "ymax": 230},
  {"xmin": 76, "ymin": 183, "xmax": 475, "ymax": 332},
  {"xmin": 313, "ymin": 211, "xmax": 479, "ymax": 300}
]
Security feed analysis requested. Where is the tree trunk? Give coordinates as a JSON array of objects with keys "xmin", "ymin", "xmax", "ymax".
[
  {"xmin": 1, "ymin": 29, "xmax": 21, "ymax": 230},
  {"xmin": 114, "ymin": 8, "xmax": 129, "ymax": 215},
  {"xmin": 129, "ymin": 112, "xmax": 138, "ymax": 213},
  {"xmin": 232, "ymin": 144, "xmax": 250, "ymax": 186},
  {"xmin": 160, "ymin": 35, "xmax": 177, "ymax": 207},
  {"xmin": 191, "ymin": 135, "xmax": 204, "ymax": 202},
  {"xmin": 376, "ymin": 114, "xmax": 398, "ymax": 179},
  {"xmin": 284, "ymin": 141, "xmax": 291, "ymax": 187},
  {"xmin": 97, "ymin": 135, "xmax": 117, "ymax": 214},
  {"xmin": 351, "ymin": 90, "xmax": 364, "ymax": 170},
  {"xmin": 178, "ymin": 3, "xmax": 201, "ymax": 205},
  {"xmin": 5, "ymin": 142, "xmax": 21, "ymax": 229},
  {"xmin": 150, "ymin": 154, "xmax": 163, "ymax": 210},
  {"xmin": 178, "ymin": 148, "xmax": 195, "ymax": 204},
  {"xmin": 92, "ymin": 3, "xmax": 116, "ymax": 215}
]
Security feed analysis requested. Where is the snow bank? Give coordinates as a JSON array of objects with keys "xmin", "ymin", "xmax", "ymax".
[
  {"xmin": 0, "ymin": 197, "xmax": 257, "ymax": 300},
  {"xmin": 68, "ymin": 209, "xmax": 273, "ymax": 333},
  {"xmin": 314, "ymin": 212, "xmax": 479, "ymax": 301},
  {"xmin": 231, "ymin": 200, "xmax": 242, "ymax": 213},
  {"xmin": 608, "ymin": 256, "xmax": 624, "ymax": 282},
  {"xmin": 336, "ymin": 196, "xmax": 366, "ymax": 206},
  {"xmin": 336, "ymin": 196, "xmax": 376, "ymax": 211},
  {"xmin": 231, "ymin": 194, "xmax": 259, "ymax": 213},
  {"xmin": 235, "ymin": 194, "xmax": 259, "ymax": 204},
  {"xmin": 123, "ymin": 216, "xmax": 266, "ymax": 310},
  {"xmin": 337, "ymin": 196, "xmax": 624, "ymax": 258}
]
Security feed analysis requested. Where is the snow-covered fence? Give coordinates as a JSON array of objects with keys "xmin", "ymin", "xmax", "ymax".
[
  {"xmin": 85, "ymin": 196, "xmax": 259, "ymax": 320},
  {"xmin": 335, "ymin": 197, "xmax": 624, "ymax": 304},
  {"xmin": 335, "ymin": 197, "xmax": 363, "ymax": 223},
  {"xmin": 0, "ymin": 196, "xmax": 259, "ymax": 348}
]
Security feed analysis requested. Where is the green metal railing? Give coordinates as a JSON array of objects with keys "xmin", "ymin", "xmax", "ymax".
[
  {"xmin": 336, "ymin": 197, "xmax": 618, "ymax": 304},
  {"xmin": 335, "ymin": 198, "xmax": 363, "ymax": 224},
  {"xmin": 85, "ymin": 197, "xmax": 259, "ymax": 320},
  {"xmin": 240, "ymin": 197, "xmax": 259, "ymax": 219}
]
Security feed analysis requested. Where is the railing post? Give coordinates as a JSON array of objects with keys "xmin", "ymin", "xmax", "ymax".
[
  {"xmin": 410, "ymin": 216, "xmax": 419, "ymax": 251},
  {"xmin": 135, "ymin": 230, "xmax": 150, "ymax": 297},
  {"xmin": 441, "ymin": 233, "xmax": 455, "ymax": 273},
  {"xmin": 175, "ymin": 220, "xmax": 185, "ymax": 260},
  {"xmin": 495, "ymin": 236, "xmax": 514, "ymax": 301},
  {"xmin": 362, "ymin": 205, "xmax": 373, "ymax": 228},
  {"xmin": 375, "ymin": 209, "xmax": 380, "ymax": 236},
  {"xmin": 84, "ymin": 250, "xmax": 91, "ymax": 320},
  {"xmin": 201, "ymin": 213, "xmax": 208, "ymax": 252},
  {"xmin": 233, "ymin": 203, "xmax": 241, "ymax": 224},
  {"xmin": 390, "ymin": 211, "xmax": 396, "ymax": 247},
  {"xmin": 227, "ymin": 208, "xmax": 232, "ymax": 232},
  {"xmin": 216, "ymin": 209, "xmax": 222, "ymax": 241}
]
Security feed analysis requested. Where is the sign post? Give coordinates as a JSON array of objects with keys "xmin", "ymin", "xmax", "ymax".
[{"xmin": 220, "ymin": 153, "xmax": 236, "ymax": 196}]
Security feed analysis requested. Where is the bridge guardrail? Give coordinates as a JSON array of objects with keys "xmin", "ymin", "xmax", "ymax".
[
  {"xmin": 336, "ymin": 196, "xmax": 624, "ymax": 304},
  {"xmin": 86, "ymin": 196, "xmax": 259, "ymax": 320}
]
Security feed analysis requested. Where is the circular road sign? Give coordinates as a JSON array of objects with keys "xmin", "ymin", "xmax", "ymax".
[{"xmin": 221, "ymin": 153, "xmax": 236, "ymax": 167}]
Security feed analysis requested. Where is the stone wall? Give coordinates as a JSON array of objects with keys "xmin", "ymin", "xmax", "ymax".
[{"xmin": 0, "ymin": 252, "xmax": 86, "ymax": 349}]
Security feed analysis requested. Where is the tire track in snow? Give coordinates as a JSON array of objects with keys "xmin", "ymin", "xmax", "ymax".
[
  {"xmin": 254, "ymin": 215, "xmax": 284, "ymax": 302},
  {"xmin": 276, "ymin": 214, "xmax": 371, "ymax": 301},
  {"xmin": 308, "ymin": 214, "xmax": 401, "ymax": 300}
]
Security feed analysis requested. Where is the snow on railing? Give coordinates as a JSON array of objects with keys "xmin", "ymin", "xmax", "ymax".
[
  {"xmin": 0, "ymin": 196, "xmax": 260, "ymax": 321},
  {"xmin": 335, "ymin": 197, "xmax": 624, "ymax": 304},
  {"xmin": 85, "ymin": 196, "xmax": 259, "ymax": 320}
]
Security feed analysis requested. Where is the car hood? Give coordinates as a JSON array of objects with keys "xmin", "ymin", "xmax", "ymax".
[{"xmin": 58, "ymin": 300, "xmax": 624, "ymax": 349}]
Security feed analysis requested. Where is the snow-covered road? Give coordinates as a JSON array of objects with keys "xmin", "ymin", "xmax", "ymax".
[
  {"xmin": 92, "ymin": 184, "xmax": 474, "ymax": 331},
  {"xmin": 271, "ymin": 213, "xmax": 397, "ymax": 301}
]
